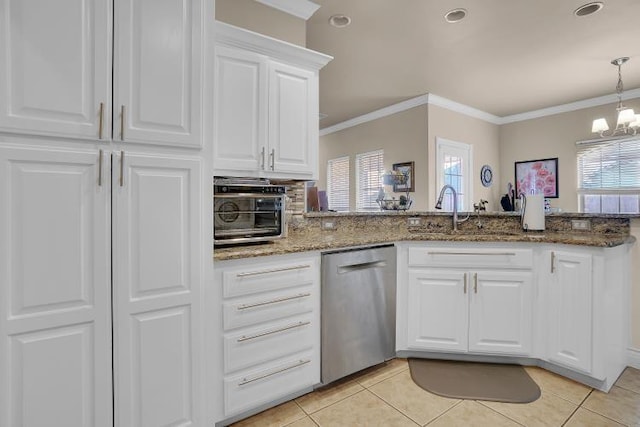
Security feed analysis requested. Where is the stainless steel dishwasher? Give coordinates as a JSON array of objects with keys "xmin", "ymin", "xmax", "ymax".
[{"xmin": 321, "ymin": 244, "xmax": 396, "ymax": 385}]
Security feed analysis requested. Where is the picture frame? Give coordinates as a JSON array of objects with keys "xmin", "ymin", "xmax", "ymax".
[
  {"xmin": 515, "ymin": 157, "xmax": 558, "ymax": 198},
  {"xmin": 392, "ymin": 161, "xmax": 415, "ymax": 192}
]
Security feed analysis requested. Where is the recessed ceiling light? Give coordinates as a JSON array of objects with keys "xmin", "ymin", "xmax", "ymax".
[
  {"xmin": 329, "ymin": 14, "xmax": 351, "ymax": 28},
  {"xmin": 574, "ymin": 2, "xmax": 604, "ymax": 17},
  {"xmin": 444, "ymin": 8, "xmax": 467, "ymax": 23}
]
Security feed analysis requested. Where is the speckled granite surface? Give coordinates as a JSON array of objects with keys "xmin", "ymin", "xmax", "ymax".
[{"xmin": 213, "ymin": 212, "xmax": 635, "ymax": 261}]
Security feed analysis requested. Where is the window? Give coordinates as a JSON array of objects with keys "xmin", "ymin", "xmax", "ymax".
[
  {"xmin": 356, "ymin": 150, "xmax": 384, "ymax": 211},
  {"xmin": 577, "ymin": 136, "xmax": 640, "ymax": 213},
  {"xmin": 436, "ymin": 138, "xmax": 472, "ymax": 211},
  {"xmin": 327, "ymin": 156, "xmax": 350, "ymax": 211}
]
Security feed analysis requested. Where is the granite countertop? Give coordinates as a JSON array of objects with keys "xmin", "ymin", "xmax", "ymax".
[{"xmin": 213, "ymin": 231, "xmax": 634, "ymax": 261}]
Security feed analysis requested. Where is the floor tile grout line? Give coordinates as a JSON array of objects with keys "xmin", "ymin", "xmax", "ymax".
[
  {"xmin": 358, "ymin": 367, "xmax": 409, "ymax": 389},
  {"xmin": 612, "ymin": 383, "xmax": 640, "ymax": 395},
  {"xmin": 421, "ymin": 400, "xmax": 464, "ymax": 426},
  {"xmin": 475, "ymin": 400, "xmax": 528, "ymax": 426},
  {"xmin": 367, "ymin": 385, "xmax": 460, "ymax": 427},
  {"xmin": 294, "ymin": 382, "xmax": 365, "ymax": 415},
  {"xmin": 359, "ymin": 388, "xmax": 422, "ymax": 426},
  {"xmin": 560, "ymin": 402, "xmax": 582, "ymax": 427},
  {"xmin": 573, "ymin": 406, "xmax": 630, "ymax": 426}
]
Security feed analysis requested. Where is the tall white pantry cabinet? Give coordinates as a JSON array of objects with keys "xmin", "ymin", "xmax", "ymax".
[{"xmin": 0, "ymin": 1, "xmax": 213, "ymax": 426}]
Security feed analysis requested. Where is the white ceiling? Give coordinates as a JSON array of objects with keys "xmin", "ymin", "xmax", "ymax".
[{"xmin": 306, "ymin": 0, "xmax": 640, "ymax": 128}]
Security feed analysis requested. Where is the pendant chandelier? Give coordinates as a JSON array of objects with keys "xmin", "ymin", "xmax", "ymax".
[{"xmin": 592, "ymin": 57, "xmax": 640, "ymax": 137}]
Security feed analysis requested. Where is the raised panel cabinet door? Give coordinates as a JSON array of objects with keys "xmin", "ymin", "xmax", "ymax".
[
  {"xmin": 407, "ymin": 269, "xmax": 468, "ymax": 352},
  {"xmin": 0, "ymin": 0, "xmax": 112, "ymax": 140},
  {"xmin": 468, "ymin": 271, "xmax": 533, "ymax": 356},
  {"xmin": 213, "ymin": 47, "xmax": 267, "ymax": 175},
  {"xmin": 112, "ymin": 152, "xmax": 203, "ymax": 427},
  {"xmin": 114, "ymin": 0, "xmax": 202, "ymax": 147},
  {"xmin": 267, "ymin": 62, "xmax": 317, "ymax": 178},
  {"xmin": 0, "ymin": 144, "xmax": 112, "ymax": 427},
  {"xmin": 547, "ymin": 251, "xmax": 593, "ymax": 373}
]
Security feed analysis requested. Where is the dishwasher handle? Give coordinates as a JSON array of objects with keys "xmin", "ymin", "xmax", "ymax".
[{"xmin": 337, "ymin": 260, "xmax": 387, "ymax": 274}]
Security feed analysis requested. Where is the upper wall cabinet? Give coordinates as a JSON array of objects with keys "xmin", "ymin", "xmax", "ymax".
[
  {"xmin": 213, "ymin": 22, "xmax": 331, "ymax": 180},
  {"xmin": 0, "ymin": 0, "xmax": 202, "ymax": 147}
]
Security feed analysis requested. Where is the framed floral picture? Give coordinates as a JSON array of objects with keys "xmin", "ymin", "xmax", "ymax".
[{"xmin": 515, "ymin": 157, "xmax": 558, "ymax": 198}]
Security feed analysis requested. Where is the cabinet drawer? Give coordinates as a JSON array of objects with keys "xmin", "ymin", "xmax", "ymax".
[
  {"xmin": 224, "ymin": 352, "xmax": 316, "ymax": 416},
  {"xmin": 223, "ymin": 286, "xmax": 314, "ymax": 331},
  {"xmin": 222, "ymin": 259, "xmax": 317, "ymax": 298},
  {"xmin": 408, "ymin": 247, "xmax": 533, "ymax": 269},
  {"xmin": 224, "ymin": 315, "xmax": 314, "ymax": 374}
]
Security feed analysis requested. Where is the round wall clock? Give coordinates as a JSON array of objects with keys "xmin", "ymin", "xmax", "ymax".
[{"xmin": 480, "ymin": 164, "xmax": 493, "ymax": 187}]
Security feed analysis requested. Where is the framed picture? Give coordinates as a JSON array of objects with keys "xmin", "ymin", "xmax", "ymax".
[
  {"xmin": 392, "ymin": 161, "xmax": 415, "ymax": 192},
  {"xmin": 515, "ymin": 157, "xmax": 558, "ymax": 198}
]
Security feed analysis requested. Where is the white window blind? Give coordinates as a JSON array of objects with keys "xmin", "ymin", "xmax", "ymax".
[
  {"xmin": 577, "ymin": 137, "xmax": 640, "ymax": 213},
  {"xmin": 327, "ymin": 156, "xmax": 350, "ymax": 211},
  {"xmin": 356, "ymin": 150, "xmax": 384, "ymax": 211}
]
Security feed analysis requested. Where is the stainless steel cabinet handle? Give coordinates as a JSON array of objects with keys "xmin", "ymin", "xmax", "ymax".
[
  {"xmin": 427, "ymin": 251, "xmax": 517, "ymax": 256},
  {"xmin": 98, "ymin": 102, "xmax": 104, "ymax": 139},
  {"xmin": 270, "ymin": 148, "xmax": 275, "ymax": 171},
  {"xmin": 237, "ymin": 293, "xmax": 311, "ymax": 310},
  {"xmin": 551, "ymin": 251, "xmax": 555, "ymax": 273},
  {"xmin": 98, "ymin": 149, "xmax": 103, "ymax": 186},
  {"xmin": 236, "ymin": 321, "xmax": 310, "ymax": 343},
  {"xmin": 236, "ymin": 264, "xmax": 310, "ymax": 278},
  {"xmin": 120, "ymin": 105, "xmax": 125, "ymax": 141},
  {"xmin": 119, "ymin": 151, "xmax": 125, "ymax": 187},
  {"xmin": 261, "ymin": 147, "xmax": 266, "ymax": 170},
  {"xmin": 238, "ymin": 359, "xmax": 310, "ymax": 386},
  {"xmin": 463, "ymin": 273, "xmax": 467, "ymax": 294},
  {"xmin": 474, "ymin": 273, "xmax": 478, "ymax": 293}
]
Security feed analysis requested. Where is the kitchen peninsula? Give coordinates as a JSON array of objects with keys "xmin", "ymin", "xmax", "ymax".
[{"xmin": 213, "ymin": 210, "xmax": 634, "ymax": 423}]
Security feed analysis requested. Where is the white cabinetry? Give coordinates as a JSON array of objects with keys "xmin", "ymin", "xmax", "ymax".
[
  {"xmin": 402, "ymin": 245, "xmax": 533, "ymax": 357},
  {"xmin": 214, "ymin": 253, "xmax": 320, "ymax": 419},
  {"xmin": 0, "ymin": 0, "xmax": 202, "ymax": 146},
  {"xmin": 0, "ymin": 145, "xmax": 112, "ymax": 427},
  {"xmin": 546, "ymin": 250, "xmax": 592, "ymax": 373},
  {"xmin": 213, "ymin": 22, "xmax": 331, "ymax": 180}
]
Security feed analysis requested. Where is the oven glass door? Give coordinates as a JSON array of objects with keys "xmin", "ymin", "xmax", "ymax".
[{"xmin": 214, "ymin": 194, "xmax": 283, "ymax": 243}]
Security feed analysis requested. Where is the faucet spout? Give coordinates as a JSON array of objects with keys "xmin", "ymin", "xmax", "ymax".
[{"xmin": 436, "ymin": 185, "xmax": 459, "ymax": 231}]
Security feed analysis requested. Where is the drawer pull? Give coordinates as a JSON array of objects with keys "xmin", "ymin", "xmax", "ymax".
[
  {"xmin": 238, "ymin": 359, "xmax": 310, "ymax": 386},
  {"xmin": 237, "ymin": 321, "xmax": 310, "ymax": 343},
  {"xmin": 463, "ymin": 273, "xmax": 467, "ymax": 294},
  {"xmin": 237, "ymin": 293, "xmax": 311, "ymax": 310},
  {"xmin": 236, "ymin": 264, "xmax": 311, "ymax": 278},
  {"xmin": 427, "ymin": 251, "xmax": 517, "ymax": 256},
  {"xmin": 474, "ymin": 272, "xmax": 478, "ymax": 293}
]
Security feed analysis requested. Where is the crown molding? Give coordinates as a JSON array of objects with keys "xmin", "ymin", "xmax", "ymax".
[
  {"xmin": 215, "ymin": 21, "xmax": 332, "ymax": 70},
  {"xmin": 499, "ymin": 88, "xmax": 640, "ymax": 124},
  {"xmin": 320, "ymin": 95, "xmax": 429, "ymax": 136},
  {"xmin": 255, "ymin": 0, "xmax": 320, "ymax": 20},
  {"xmin": 320, "ymin": 89, "xmax": 640, "ymax": 136}
]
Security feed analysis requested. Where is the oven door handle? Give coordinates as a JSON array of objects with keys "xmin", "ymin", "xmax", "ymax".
[{"xmin": 215, "ymin": 193, "xmax": 284, "ymax": 199}]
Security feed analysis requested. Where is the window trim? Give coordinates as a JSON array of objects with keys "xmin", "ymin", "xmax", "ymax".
[
  {"xmin": 435, "ymin": 137, "xmax": 473, "ymax": 211},
  {"xmin": 355, "ymin": 149, "xmax": 384, "ymax": 212},
  {"xmin": 326, "ymin": 156, "xmax": 350, "ymax": 212}
]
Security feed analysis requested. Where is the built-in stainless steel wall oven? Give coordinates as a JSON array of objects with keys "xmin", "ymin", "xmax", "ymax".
[{"xmin": 214, "ymin": 178, "xmax": 286, "ymax": 246}]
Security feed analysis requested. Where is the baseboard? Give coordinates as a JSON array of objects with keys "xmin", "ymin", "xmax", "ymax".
[{"xmin": 628, "ymin": 347, "xmax": 640, "ymax": 369}]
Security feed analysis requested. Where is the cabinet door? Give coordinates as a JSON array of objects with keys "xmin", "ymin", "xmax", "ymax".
[
  {"xmin": 112, "ymin": 152, "xmax": 203, "ymax": 426},
  {"xmin": 407, "ymin": 269, "xmax": 468, "ymax": 352},
  {"xmin": 267, "ymin": 62, "xmax": 317, "ymax": 178},
  {"xmin": 0, "ymin": 145, "xmax": 112, "ymax": 427},
  {"xmin": 114, "ymin": 0, "xmax": 202, "ymax": 147},
  {"xmin": 547, "ymin": 251, "xmax": 593, "ymax": 373},
  {"xmin": 468, "ymin": 271, "xmax": 533, "ymax": 356},
  {"xmin": 213, "ymin": 47, "xmax": 266, "ymax": 175},
  {"xmin": 0, "ymin": 0, "xmax": 111, "ymax": 140}
]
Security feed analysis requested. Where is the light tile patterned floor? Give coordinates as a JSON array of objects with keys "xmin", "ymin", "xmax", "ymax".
[{"xmin": 230, "ymin": 360, "xmax": 640, "ymax": 427}]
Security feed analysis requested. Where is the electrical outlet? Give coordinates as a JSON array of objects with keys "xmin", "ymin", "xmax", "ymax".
[
  {"xmin": 571, "ymin": 219, "xmax": 591, "ymax": 231},
  {"xmin": 407, "ymin": 217, "xmax": 423, "ymax": 227},
  {"xmin": 321, "ymin": 219, "xmax": 337, "ymax": 230}
]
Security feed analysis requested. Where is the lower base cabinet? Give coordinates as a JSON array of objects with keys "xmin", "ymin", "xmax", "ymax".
[
  {"xmin": 397, "ymin": 241, "xmax": 631, "ymax": 392},
  {"xmin": 214, "ymin": 252, "xmax": 321, "ymax": 420}
]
